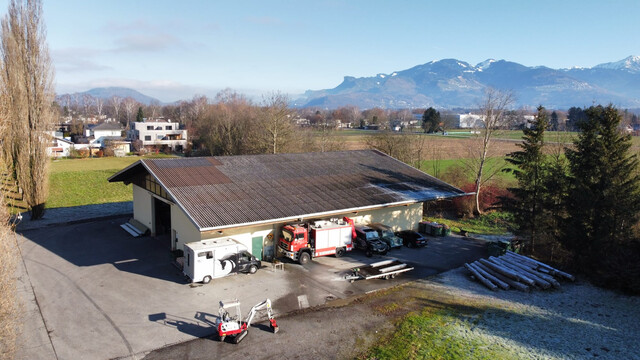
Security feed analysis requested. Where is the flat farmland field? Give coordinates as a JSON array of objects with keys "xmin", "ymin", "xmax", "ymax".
[{"xmin": 336, "ymin": 130, "xmax": 522, "ymax": 159}]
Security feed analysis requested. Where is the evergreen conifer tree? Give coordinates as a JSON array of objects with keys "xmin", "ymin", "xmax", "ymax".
[
  {"xmin": 136, "ymin": 107, "xmax": 144, "ymax": 122},
  {"xmin": 562, "ymin": 105, "xmax": 640, "ymax": 270},
  {"xmin": 502, "ymin": 106, "xmax": 549, "ymax": 252},
  {"xmin": 421, "ymin": 107, "xmax": 440, "ymax": 133}
]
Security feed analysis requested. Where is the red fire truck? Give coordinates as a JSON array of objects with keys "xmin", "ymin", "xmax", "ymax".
[{"xmin": 278, "ymin": 217, "xmax": 355, "ymax": 264}]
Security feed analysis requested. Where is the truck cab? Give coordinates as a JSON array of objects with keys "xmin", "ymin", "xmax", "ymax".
[
  {"xmin": 369, "ymin": 223, "xmax": 403, "ymax": 249},
  {"xmin": 279, "ymin": 224, "xmax": 310, "ymax": 262},
  {"xmin": 354, "ymin": 225, "xmax": 389, "ymax": 257}
]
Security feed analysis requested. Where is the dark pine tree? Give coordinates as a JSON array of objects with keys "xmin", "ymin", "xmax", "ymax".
[
  {"xmin": 136, "ymin": 106, "xmax": 144, "ymax": 122},
  {"xmin": 421, "ymin": 107, "xmax": 440, "ymax": 133},
  {"xmin": 566, "ymin": 107, "xmax": 586, "ymax": 131},
  {"xmin": 502, "ymin": 106, "xmax": 550, "ymax": 252},
  {"xmin": 562, "ymin": 105, "xmax": 640, "ymax": 283},
  {"xmin": 550, "ymin": 111, "xmax": 559, "ymax": 131}
]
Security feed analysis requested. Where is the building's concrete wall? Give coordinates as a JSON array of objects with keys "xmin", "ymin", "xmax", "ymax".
[
  {"xmin": 170, "ymin": 204, "xmax": 202, "ymax": 251},
  {"xmin": 349, "ymin": 203, "xmax": 423, "ymax": 231},
  {"xmin": 199, "ymin": 224, "xmax": 277, "ymax": 261},
  {"xmin": 196, "ymin": 203, "xmax": 423, "ymax": 260},
  {"xmin": 132, "ymin": 185, "xmax": 153, "ymax": 231},
  {"xmin": 134, "ymin": 187, "xmax": 423, "ymax": 257}
]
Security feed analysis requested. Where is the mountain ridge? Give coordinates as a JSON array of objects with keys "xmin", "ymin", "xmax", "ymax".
[
  {"xmin": 297, "ymin": 56, "xmax": 640, "ymax": 109},
  {"xmin": 56, "ymin": 87, "xmax": 163, "ymax": 106}
]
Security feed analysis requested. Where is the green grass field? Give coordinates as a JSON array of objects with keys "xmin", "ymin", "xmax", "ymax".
[
  {"xmin": 425, "ymin": 212, "xmax": 512, "ymax": 235},
  {"xmin": 47, "ymin": 156, "xmax": 175, "ymax": 209},
  {"xmin": 366, "ymin": 306, "xmax": 518, "ymax": 360},
  {"xmin": 420, "ymin": 157, "xmax": 515, "ymax": 185}
]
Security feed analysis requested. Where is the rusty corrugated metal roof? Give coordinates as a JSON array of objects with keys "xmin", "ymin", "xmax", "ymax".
[{"xmin": 109, "ymin": 150, "xmax": 466, "ymax": 231}]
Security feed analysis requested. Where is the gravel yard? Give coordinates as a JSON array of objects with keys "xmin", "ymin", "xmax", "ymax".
[{"xmin": 143, "ymin": 264, "xmax": 640, "ymax": 359}]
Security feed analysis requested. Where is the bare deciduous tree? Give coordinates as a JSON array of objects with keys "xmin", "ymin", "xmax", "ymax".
[
  {"xmin": 94, "ymin": 96, "xmax": 104, "ymax": 119},
  {"xmin": 260, "ymin": 92, "xmax": 295, "ymax": 154},
  {"xmin": 198, "ymin": 89, "xmax": 255, "ymax": 156},
  {"xmin": 1, "ymin": 0, "xmax": 55, "ymax": 219},
  {"xmin": 81, "ymin": 93, "xmax": 92, "ymax": 117},
  {"xmin": 346, "ymin": 105, "xmax": 361, "ymax": 127},
  {"xmin": 110, "ymin": 95, "xmax": 122, "ymax": 123},
  {"xmin": 366, "ymin": 131, "xmax": 413, "ymax": 163},
  {"xmin": 122, "ymin": 96, "xmax": 137, "ymax": 129},
  {"xmin": 314, "ymin": 118, "xmax": 344, "ymax": 152},
  {"xmin": 465, "ymin": 88, "xmax": 515, "ymax": 215},
  {"xmin": 146, "ymin": 100, "xmax": 161, "ymax": 120}
]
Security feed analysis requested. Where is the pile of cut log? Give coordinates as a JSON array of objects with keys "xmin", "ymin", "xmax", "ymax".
[{"xmin": 464, "ymin": 251, "xmax": 575, "ymax": 292}]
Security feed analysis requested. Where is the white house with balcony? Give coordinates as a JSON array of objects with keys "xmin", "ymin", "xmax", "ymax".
[
  {"xmin": 86, "ymin": 122, "xmax": 124, "ymax": 146},
  {"xmin": 47, "ymin": 137, "xmax": 74, "ymax": 158},
  {"xmin": 129, "ymin": 119, "xmax": 187, "ymax": 152}
]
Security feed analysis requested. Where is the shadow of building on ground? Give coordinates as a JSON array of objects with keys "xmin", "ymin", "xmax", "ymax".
[{"xmin": 20, "ymin": 215, "xmax": 186, "ymax": 283}]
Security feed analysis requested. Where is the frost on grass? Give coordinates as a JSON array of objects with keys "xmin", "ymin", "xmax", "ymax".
[{"xmin": 417, "ymin": 268, "xmax": 640, "ymax": 360}]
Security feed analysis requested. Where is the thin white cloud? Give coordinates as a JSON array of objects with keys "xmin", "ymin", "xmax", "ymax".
[
  {"xmin": 52, "ymin": 47, "xmax": 111, "ymax": 73},
  {"xmin": 104, "ymin": 19, "xmax": 186, "ymax": 54},
  {"xmin": 111, "ymin": 33, "xmax": 183, "ymax": 53}
]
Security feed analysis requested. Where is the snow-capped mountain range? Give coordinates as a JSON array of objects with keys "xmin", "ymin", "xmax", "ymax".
[
  {"xmin": 593, "ymin": 55, "xmax": 640, "ymax": 73},
  {"xmin": 297, "ymin": 56, "xmax": 640, "ymax": 109}
]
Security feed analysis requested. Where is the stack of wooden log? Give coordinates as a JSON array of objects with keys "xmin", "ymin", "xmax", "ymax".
[{"xmin": 464, "ymin": 251, "xmax": 575, "ymax": 292}]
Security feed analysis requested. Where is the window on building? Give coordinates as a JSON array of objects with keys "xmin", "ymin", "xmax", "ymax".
[
  {"xmin": 165, "ymin": 125, "xmax": 172, "ymax": 130},
  {"xmin": 144, "ymin": 174, "xmax": 172, "ymax": 202},
  {"xmin": 144, "ymin": 135, "xmax": 151, "ymax": 141},
  {"xmin": 146, "ymin": 126, "xmax": 153, "ymax": 130}
]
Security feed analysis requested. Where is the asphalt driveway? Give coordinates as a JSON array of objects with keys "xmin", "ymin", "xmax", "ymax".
[{"xmin": 15, "ymin": 216, "xmax": 487, "ymax": 360}]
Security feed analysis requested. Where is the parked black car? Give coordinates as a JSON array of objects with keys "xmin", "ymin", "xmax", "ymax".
[
  {"xmin": 354, "ymin": 226, "xmax": 390, "ymax": 257},
  {"xmin": 395, "ymin": 230, "xmax": 428, "ymax": 248}
]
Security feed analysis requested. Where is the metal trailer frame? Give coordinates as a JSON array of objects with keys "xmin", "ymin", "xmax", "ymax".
[{"xmin": 345, "ymin": 259, "xmax": 414, "ymax": 282}]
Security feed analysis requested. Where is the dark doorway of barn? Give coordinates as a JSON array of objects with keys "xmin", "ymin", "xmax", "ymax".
[{"xmin": 153, "ymin": 197, "xmax": 171, "ymax": 249}]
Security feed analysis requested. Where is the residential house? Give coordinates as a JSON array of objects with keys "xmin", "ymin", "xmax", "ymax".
[
  {"xmin": 86, "ymin": 122, "xmax": 125, "ymax": 147},
  {"xmin": 129, "ymin": 119, "xmax": 187, "ymax": 152},
  {"xmin": 47, "ymin": 137, "xmax": 74, "ymax": 158}
]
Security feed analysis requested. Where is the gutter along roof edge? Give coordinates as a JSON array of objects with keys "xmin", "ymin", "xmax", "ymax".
[
  {"xmin": 198, "ymin": 200, "xmax": 419, "ymax": 232},
  {"xmin": 198, "ymin": 191, "xmax": 472, "ymax": 233}
]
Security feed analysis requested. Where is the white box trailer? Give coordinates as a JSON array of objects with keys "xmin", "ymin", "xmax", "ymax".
[{"xmin": 183, "ymin": 238, "xmax": 262, "ymax": 284}]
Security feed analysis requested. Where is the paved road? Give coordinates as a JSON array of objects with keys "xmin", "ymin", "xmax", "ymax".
[
  {"xmin": 14, "ymin": 202, "xmax": 132, "ymax": 231},
  {"xmin": 15, "ymin": 217, "xmax": 487, "ymax": 360}
]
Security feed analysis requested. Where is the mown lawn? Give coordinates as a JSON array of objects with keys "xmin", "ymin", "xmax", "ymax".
[
  {"xmin": 365, "ymin": 306, "xmax": 517, "ymax": 360},
  {"xmin": 425, "ymin": 212, "xmax": 513, "ymax": 235},
  {"xmin": 420, "ymin": 157, "xmax": 515, "ymax": 184},
  {"xmin": 47, "ymin": 155, "xmax": 175, "ymax": 209}
]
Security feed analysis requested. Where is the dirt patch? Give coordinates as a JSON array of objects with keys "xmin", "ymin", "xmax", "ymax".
[{"xmin": 343, "ymin": 136, "xmax": 520, "ymax": 160}]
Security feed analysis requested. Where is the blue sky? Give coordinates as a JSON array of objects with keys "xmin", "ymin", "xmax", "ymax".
[{"xmin": 2, "ymin": 0, "xmax": 639, "ymax": 102}]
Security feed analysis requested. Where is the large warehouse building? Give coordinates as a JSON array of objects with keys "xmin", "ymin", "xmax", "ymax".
[{"xmin": 108, "ymin": 150, "xmax": 467, "ymax": 260}]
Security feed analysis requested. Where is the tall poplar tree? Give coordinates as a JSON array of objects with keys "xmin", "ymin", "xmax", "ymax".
[{"xmin": 1, "ymin": 0, "xmax": 55, "ymax": 219}]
